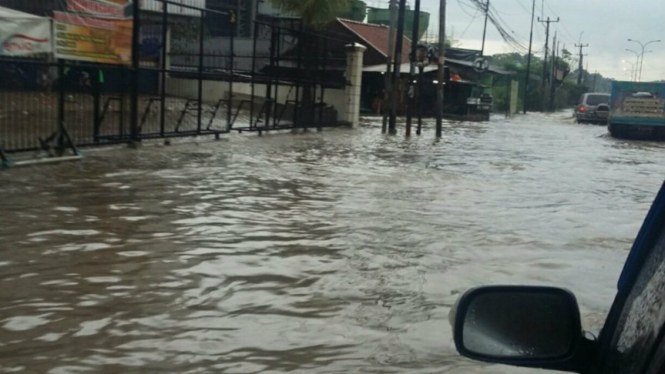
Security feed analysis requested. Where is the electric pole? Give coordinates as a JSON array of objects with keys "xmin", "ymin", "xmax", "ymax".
[
  {"xmin": 480, "ymin": 0, "xmax": 490, "ymax": 56},
  {"xmin": 575, "ymin": 42, "xmax": 589, "ymax": 85},
  {"xmin": 382, "ymin": 0, "xmax": 397, "ymax": 134},
  {"xmin": 538, "ymin": 17, "xmax": 558, "ymax": 103},
  {"xmin": 405, "ymin": 0, "xmax": 421, "ymax": 137},
  {"xmin": 523, "ymin": 0, "xmax": 536, "ymax": 114},
  {"xmin": 549, "ymin": 33, "xmax": 557, "ymax": 111},
  {"xmin": 435, "ymin": 0, "xmax": 446, "ymax": 138},
  {"xmin": 389, "ymin": 0, "xmax": 408, "ymax": 135}
]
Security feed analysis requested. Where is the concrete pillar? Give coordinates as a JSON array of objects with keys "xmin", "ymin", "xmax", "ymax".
[
  {"xmin": 510, "ymin": 80, "xmax": 519, "ymax": 115},
  {"xmin": 344, "ymin": 43, "xmax": 367, "ymax": 127}
]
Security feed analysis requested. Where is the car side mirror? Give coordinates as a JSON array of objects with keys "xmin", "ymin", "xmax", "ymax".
[{"xmin": 452, "ymin": 286, "xmax": 592, "ymax": 373}]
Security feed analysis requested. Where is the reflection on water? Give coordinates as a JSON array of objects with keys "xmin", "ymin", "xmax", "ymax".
[{"xmin": 1, "ymin": 112, "xmax": 664, "ymax": 373}]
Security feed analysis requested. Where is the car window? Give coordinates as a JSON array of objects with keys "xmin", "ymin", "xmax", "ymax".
[
  {"xmin": 586, "ymin": 95, "xmax": 610, "ymax": 106},
  {"xmin": 601, "ymin": 226, "xmax": 665, "ymax": 374}
]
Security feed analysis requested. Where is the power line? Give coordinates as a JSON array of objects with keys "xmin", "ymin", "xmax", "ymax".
[
  {"xmin": 467, "ymin": 0, "xmax": 529, "ymax": 51},
  {"xmin": 456, "ymin": 0, "xmax": 479, "ymax": 17},
  {"xmin": 458, "ymin": 8, "xmax": 481, "ymax": 39},
  {"xmin": 542, "ymin": 0, "xmax": 577, "ymax": 44}
]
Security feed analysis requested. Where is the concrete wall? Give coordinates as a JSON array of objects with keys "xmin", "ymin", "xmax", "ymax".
[
  {"xmin": 163, "ymin": 44, "xmax": 367, "ymax": 125},
  {"xmin": 165, "ymin": 79, "xmax": 303, "ymax": 105}
]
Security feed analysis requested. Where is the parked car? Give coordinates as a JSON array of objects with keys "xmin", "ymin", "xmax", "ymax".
[
  {"xmin": 575, "ymin": 93, "xmax": 611, "ymax": 124},
  {"xmin": 451, "ymin": 180, "xmax": 665, "ymax": 374}
]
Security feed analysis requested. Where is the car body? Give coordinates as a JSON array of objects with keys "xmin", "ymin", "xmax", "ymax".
[
  {"xmin": 575, "ymin": 93, "xmax": 611, "ymax": 124},
  {"xmin": 452, "ymin": 180, "xmax": 665, "ymax": 374}
]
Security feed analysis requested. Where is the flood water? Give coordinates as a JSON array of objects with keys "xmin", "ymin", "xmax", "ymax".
[{"xmin": 1, "ymin": 112, "xmax": 665, "ymax": 374}]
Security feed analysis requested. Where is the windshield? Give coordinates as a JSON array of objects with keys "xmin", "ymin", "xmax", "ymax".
[{"xmin": 587, "ymin": 94, "xmax": 610, "ymax": 105}]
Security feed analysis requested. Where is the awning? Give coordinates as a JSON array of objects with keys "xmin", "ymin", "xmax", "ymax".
[
  {"xmin": 0, "ymin": 6, "xmax": 52, "ymax": 57},
  {"xmin": 363, "ymin": 62, "xmax": 438, "ymax": 73}
]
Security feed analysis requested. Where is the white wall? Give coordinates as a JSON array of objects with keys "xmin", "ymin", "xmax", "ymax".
[{"xmin": 165, "ymin": 78, "xmax": 303, "ymax": 106}]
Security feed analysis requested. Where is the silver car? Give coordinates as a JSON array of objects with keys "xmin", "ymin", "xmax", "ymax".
[{"xmin": 575, "ymin": 93, "xmax": 611, "ymax": 124}]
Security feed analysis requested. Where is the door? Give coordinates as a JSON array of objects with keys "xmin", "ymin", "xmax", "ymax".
[{"xmin": 595, "ymin": 216, "xmax": 665, "ymax": 373}]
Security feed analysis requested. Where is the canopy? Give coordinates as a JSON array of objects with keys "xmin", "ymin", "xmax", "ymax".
[{"xmin": 0, "ymin": 6, "xmax": 52, "ymax": 57}]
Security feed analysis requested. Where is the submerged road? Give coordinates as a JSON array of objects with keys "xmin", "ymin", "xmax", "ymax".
[{"xmin": 1, "ymin": 112, "xmax": 664, "ymax": 373}]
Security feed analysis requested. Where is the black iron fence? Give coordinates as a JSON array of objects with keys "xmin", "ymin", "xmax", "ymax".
[{"xmin": 0, "ymin": 0, "xmax": 351, "ymax": 162}]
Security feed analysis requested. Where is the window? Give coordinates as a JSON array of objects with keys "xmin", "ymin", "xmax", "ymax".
[{"xmin": 586, "ymin": 94, "xmax": 610, "ymax": 106}]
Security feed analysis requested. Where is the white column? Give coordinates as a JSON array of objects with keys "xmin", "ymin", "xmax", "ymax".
[{"xmin": 344, "ymin": 43, "xmax": 367, "ymax": 127}]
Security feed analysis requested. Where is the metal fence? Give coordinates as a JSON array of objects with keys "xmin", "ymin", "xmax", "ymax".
[{"xmin": 0, "ymin": 0, "xmax": 351, "ymax": 163}]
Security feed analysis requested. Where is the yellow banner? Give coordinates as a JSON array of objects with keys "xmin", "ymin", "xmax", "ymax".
[{"xmin": 53, "ymin": 11, "xmax": 133, "ymax": 65}]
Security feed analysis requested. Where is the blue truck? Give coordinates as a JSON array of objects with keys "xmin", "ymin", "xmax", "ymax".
[{"xmin": 608, "ymin": 81, "xmax": 665, "ymax": 140}]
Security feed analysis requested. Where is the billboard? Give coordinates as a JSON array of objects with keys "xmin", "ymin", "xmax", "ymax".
[
  {"xmin": 53, "ymin": 11, "xmax": 133, "ymax": 64},
  {"xmin": 0, "ymin": 7, "xmax": 52, "ymax": 57},
  {"xmin": 67, "ymin": 0, "xmax": 133, "ymax": 18}
]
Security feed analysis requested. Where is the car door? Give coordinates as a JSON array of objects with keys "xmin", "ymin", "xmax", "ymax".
[
  {"xmin": 592, "ymin": 182, "xmax": 665, "ymax": 374},
  {"xmin": 643, "ymin": 329, "xmax": 665, "ymax": 374}
]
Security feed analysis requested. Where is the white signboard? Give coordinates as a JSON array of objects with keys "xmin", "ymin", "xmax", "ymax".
[
  {"xmin": 140, "ymin": 0, "xmax": 206, "ymax": 16},
  {"xmin": 0, "ymin": 8, "xmax": 52, "ymax": 57}
]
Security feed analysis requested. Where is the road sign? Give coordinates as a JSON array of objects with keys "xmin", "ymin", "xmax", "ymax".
[{"xmin": 474, "ymin": 58, "xmax": 490, "ymax": 73}]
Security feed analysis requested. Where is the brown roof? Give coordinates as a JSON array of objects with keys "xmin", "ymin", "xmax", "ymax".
[{"xmin": 337, "ymin": 18, "xmax": 412, "ymax": 64}]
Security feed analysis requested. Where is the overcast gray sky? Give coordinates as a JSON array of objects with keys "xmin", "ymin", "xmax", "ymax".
[{"xmin": 367, "ymin": 0, "xmax": 665, "ymax": 81}]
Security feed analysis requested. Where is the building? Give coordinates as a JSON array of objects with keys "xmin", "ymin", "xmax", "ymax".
[{"xmin": 318, "ymin": 18, "xmax": 514, "ymax": 117}]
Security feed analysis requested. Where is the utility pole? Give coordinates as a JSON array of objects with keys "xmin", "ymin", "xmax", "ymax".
[
  {"xmin": 435, "ymin": 0, "xmax": 446, "ymax": 137},
  {"xmin": 405, "ymin": 0, "xmax": 421, "ymax": 137},
  {"xmin": 523, "ymin": 0, "xmax": 536, "ymax": 114},
  {"xmin": 575, "ymin": 42, "xmax": 588, "ymax": 85},
  {"xmin": 549, "ymin": 34, "xmax": 557, "ymax": 111},
  {"xmin": 480, "ymin": 0, "xmax": 490, "ymax": 56},
  {"xmin": 382, "ymin": 0, "xmax": 397, "ymax": 133},
  {"xmin": 389, "ymin": 0, "xmax": 408, "ymax": 135},
  {"xmin": 538, "ymin": 17, "xmax": 558, "ymax": 102}
]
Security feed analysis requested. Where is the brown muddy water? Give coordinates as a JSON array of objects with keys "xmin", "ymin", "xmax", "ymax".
[{"xmin": 1, "ymin": 112, "xmax": 665, "ymax": 374}]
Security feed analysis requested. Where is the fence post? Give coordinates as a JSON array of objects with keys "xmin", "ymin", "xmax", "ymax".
[
  {"xmin": 130, "ymin": 0, "xmax": 141, "ymax": 143},
  {"xmin": 294, "ymin": 21, "xmax": 303, "ymax": 128},
  {"xmin": 197, "ymin": 10, "xmax": 205, "ymax": 134},
  {"xmin": 319, "ymin": 37, "xmax": 328, "ymax": 129},
  {"xmin": 227, "ymin": 12, "xmax": 234, "ymax": 131},
  {"xmin": 250, "ymin": 19, "xmax": 259, "ymax": 129},
  {"xmin": 272, "ymin": 27, "xmax": 281, "ymax": 128},
  {"xmin": 57, "ymin": 60, "xmax": 66, "ymax": 147},
  {"xmin": 160, "ymin": 2, "xmax": 168, "ymax": 137},
  {"xmin": 93, "ymin": 72, "xmax": 101, "ymax": 142}
]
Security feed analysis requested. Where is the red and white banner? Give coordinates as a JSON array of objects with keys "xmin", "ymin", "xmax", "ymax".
[
  {"xmin": 67, "ymin": 0, "xmax": 132, "ymax": 18},
  {"xmin": 0, "ymin": 8, "xmax": 52, "ymax": 57}
]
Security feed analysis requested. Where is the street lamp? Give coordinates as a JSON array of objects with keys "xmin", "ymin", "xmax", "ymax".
[
  {"xmin": 628, "ymin": 38, "xmax": 661, "ymax": 82},
  {"xmin": 622, "ymin": 59, "xmax": 636, "ymax": 81},
  {"xmin": 625, "ymin": 49, "xmax": 640, "ymax": 81},
  {"xmin": 415, "ymin": 43, "xmax": 431, "ymax": 136}
]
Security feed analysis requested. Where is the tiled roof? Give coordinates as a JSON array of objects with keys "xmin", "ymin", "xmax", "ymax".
[{"xmin": 337, "ymin": 18, "xmax": 412, "ymax": 64}]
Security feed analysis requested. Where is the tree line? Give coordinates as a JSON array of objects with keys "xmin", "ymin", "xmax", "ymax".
[{"xmin": 487, "ymin": 51, "xmax": 614, "ymax": 112}]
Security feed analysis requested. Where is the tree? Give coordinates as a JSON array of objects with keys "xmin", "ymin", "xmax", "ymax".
[{"xmin": 269, "ymin": 0, "xmax": 351, "ymax": 28}]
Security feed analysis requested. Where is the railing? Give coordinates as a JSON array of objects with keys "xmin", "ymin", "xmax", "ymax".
[{"xmin": 0, "ymin": 0, "xmax": 352, "ymax": 165}]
